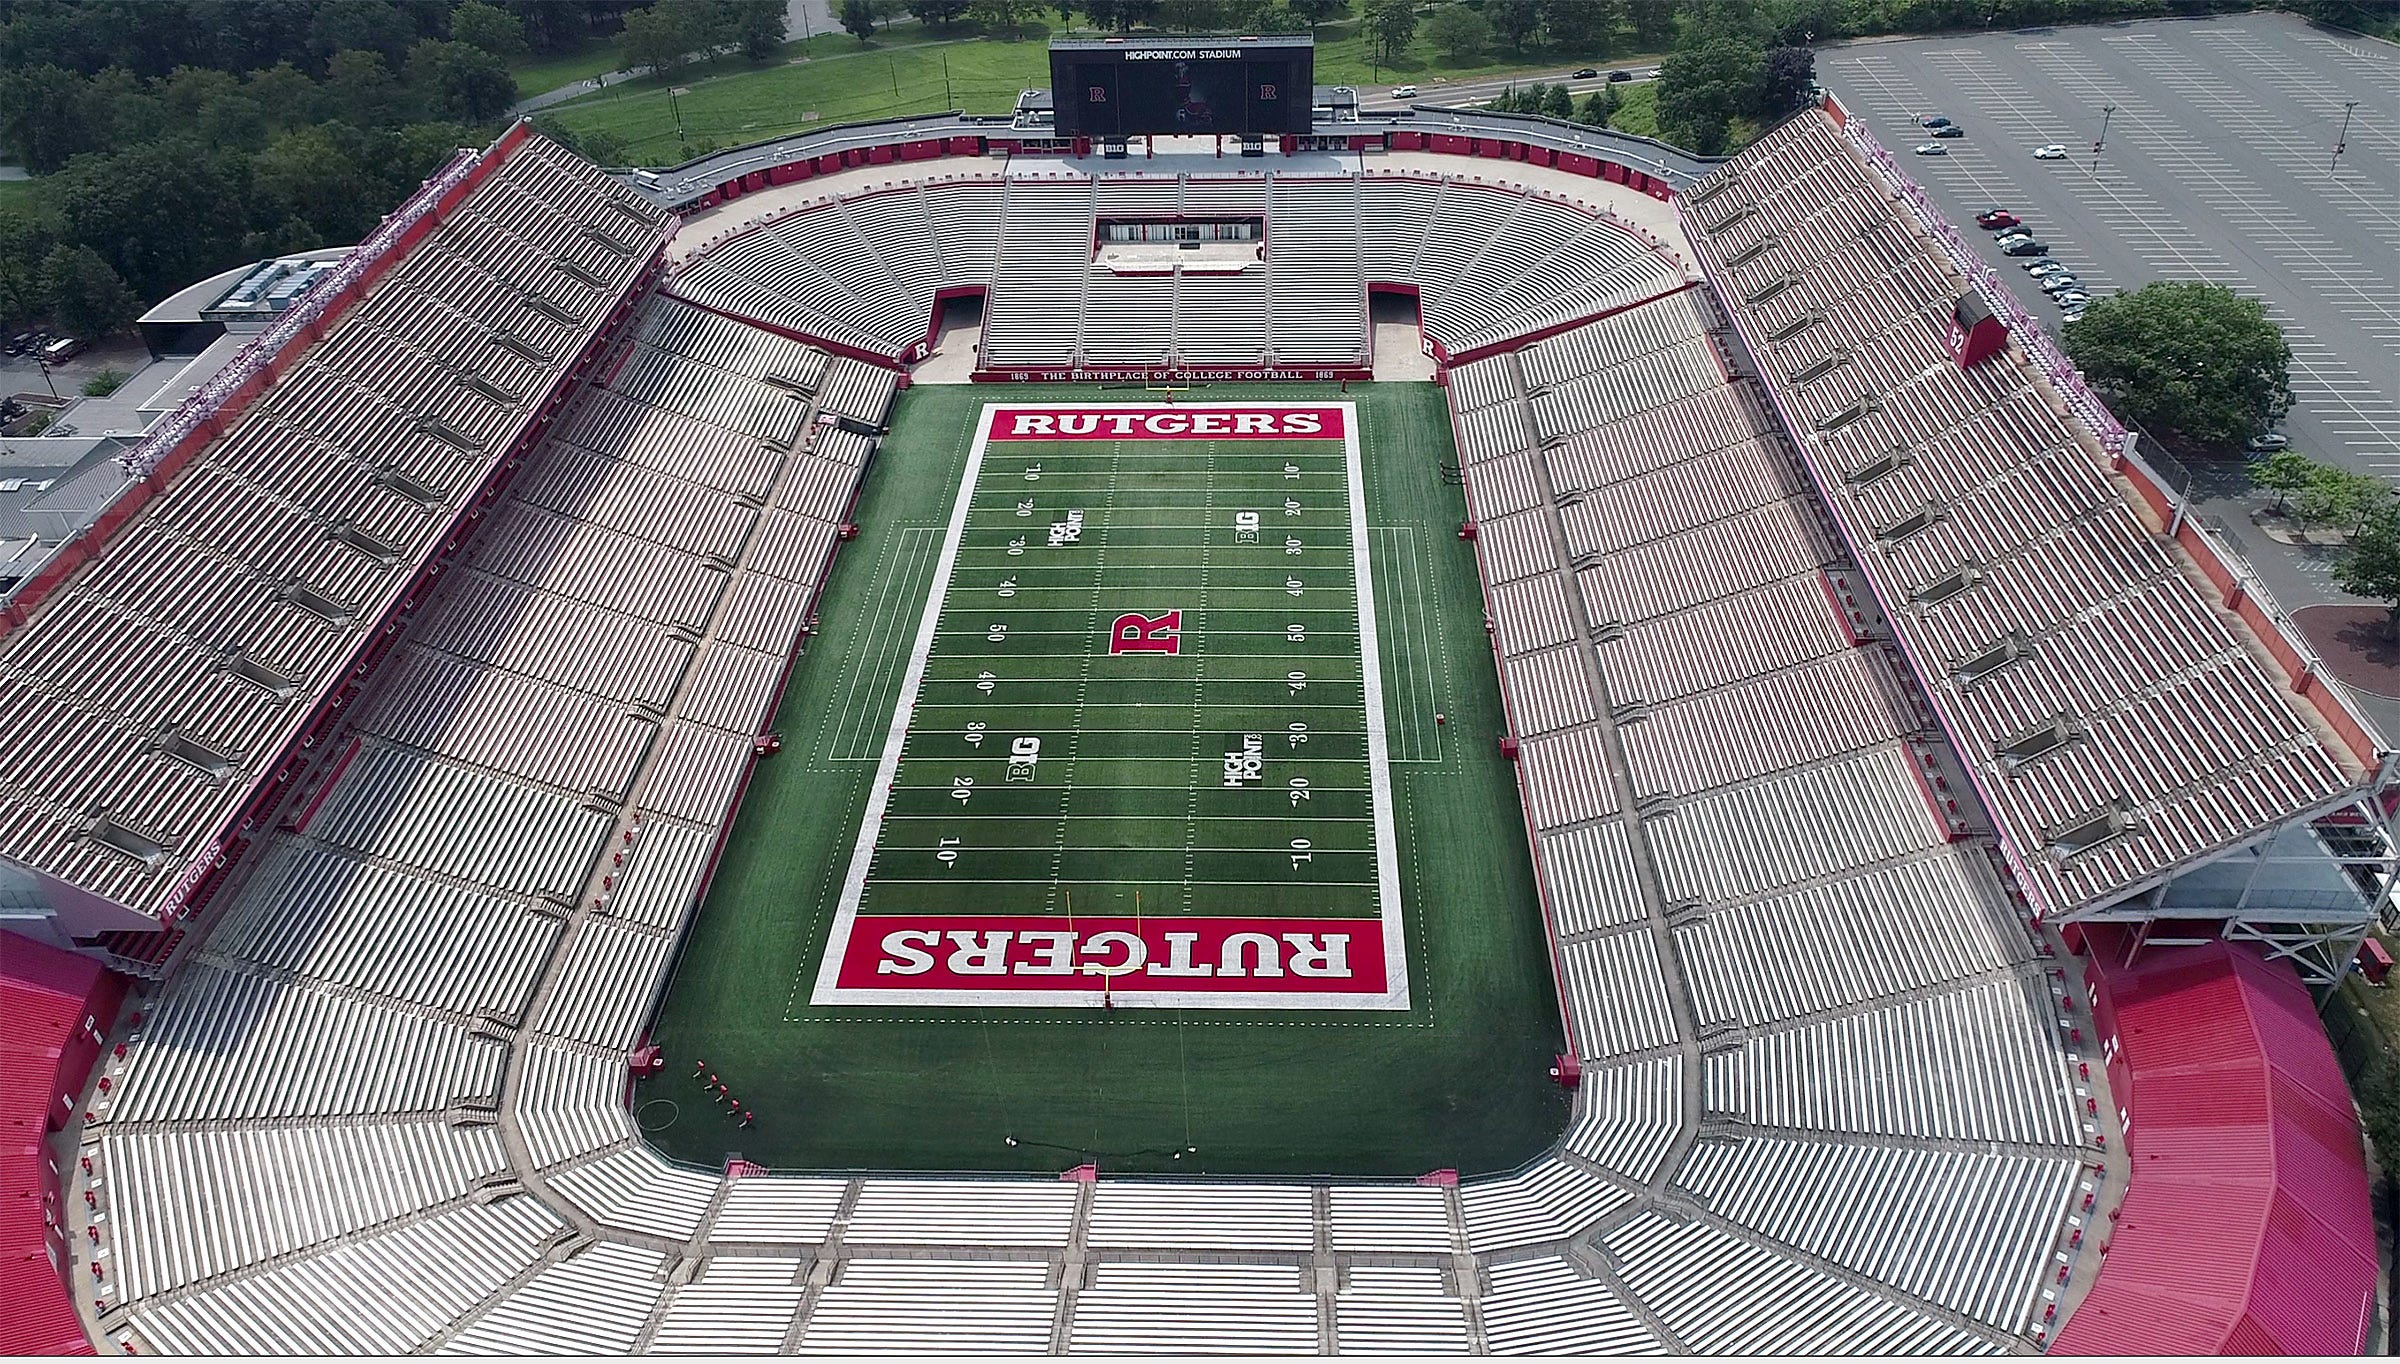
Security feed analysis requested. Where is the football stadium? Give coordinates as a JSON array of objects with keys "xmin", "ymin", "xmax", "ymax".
[{"xmin": 0, "ymin": 28, "xmax": 2387, "ymax": 1357}]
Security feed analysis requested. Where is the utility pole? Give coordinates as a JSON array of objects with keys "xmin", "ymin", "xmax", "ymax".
[
  {"xmin": 2331, "ymin": 99, "xmax": 2359, "ymax": 174},
  {"xmin": 2090, "ymin": 103, "xmax": 2115, "ymax": 173}
]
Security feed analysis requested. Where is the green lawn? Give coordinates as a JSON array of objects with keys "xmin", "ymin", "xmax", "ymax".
[
  {"xmin": 641, "ymin": 381, "xmax": 1569, "ymax": 1177},
  {"xmin": 1602, "ymin": 80, "xmax": 1660, "ymax": 137},
  {"xmin": 509, "ymin": 34, "xmax": 633, "ymax": 98},
  {"xmin": 542, "ymin": 20, "xmax": 1654, "ymax": 165},
  {"xmin": 0, "ymin": 178, "xmax": 42, "ymax": 211}
]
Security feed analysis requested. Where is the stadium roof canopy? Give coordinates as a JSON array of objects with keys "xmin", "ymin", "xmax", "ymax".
[
  {"xmin": 1683, "ymin": 109, "xmax": 2390, "ymax": 919},
  {"xmin": 2053, "ymin": 928, "xmax": 2375, "ymax": 1355}
]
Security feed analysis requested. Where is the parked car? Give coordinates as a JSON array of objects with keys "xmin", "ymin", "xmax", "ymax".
[
  {"xmin": 2000, "ymin": 237, "xmax": 2048, "ymax": 256},
  {"xmin": 1572, "ymin": 67, "xmax": 1599, "ymax": 78},
  {"xmin": 1975, "ymin": 210, "xmax": 2020, "ymax": 229},
  {"xmin": 2059, "ymin": 309, "xmax": 2087, "ymax": 324},
  {"xmin": 4, "ymin": 331, "xmax": 37, "ymax": 356},
  {"xmin": 1390, "ymin": 85, "xmax": 1417, "ymax": 98},
  {"xmin": 1913, "ymin": 142, "xmax": 1948, "ymax": 156},
  {"xmin": 2025, "ymin": 258, "xmax": 2072, "ymax": 275},
  {"xmin": 2246, "ymin": 432, "xmax": 2292, "ymax": 453},
  {"xmin": 2032, "ymin": 143, "xmax": 2069, "ymax": 159},
  {"xmin": 1921, "ymin": 114, "xmax": 1951, "ymax": 127},
  {"xmin": 2051, "ymin": 292, "xmax": 2091, "ymax": 308},
  {"xmin": 1607, "ymin": 69, "xmax": 1632, "ymax": 81},
  {"xmin": 1930, "ymin": 124, "xmax": 1965, "ymax": 138},
  {"xmin": 37, "ymin": 335, "xmax": 84, "ymax": 364}
]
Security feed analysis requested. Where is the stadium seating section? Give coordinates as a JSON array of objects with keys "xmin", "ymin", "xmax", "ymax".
[{"xmin": 11, "ymin": 110, "xmax": 2369, "ymax": 1354}]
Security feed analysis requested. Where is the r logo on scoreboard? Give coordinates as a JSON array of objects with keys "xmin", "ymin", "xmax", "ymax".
[{"xmin": 1109, "ymin": 610, "xmax": 1182, "ymax": 656}]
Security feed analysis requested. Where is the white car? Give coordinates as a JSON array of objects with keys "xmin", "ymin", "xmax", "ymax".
[
  {"xmin": 1390, "ymin": 85, "xmax": 1417, "ymax": 99},
  {"xmin": 2032, "ymin": 143, "xmax": 2069, "ymax": 159},
  {"xmin": 1913, "ymin": 142, "xmax": 1947, "ymax": 156},
  {"xmin": 2246, "ymin": 432, "xmax": 2291, "ymax": 453}
]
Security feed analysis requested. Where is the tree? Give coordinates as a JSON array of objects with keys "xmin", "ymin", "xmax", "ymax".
[
  {"xmin": 0, "ymin": 65, "xmax": 98, "ymax": 174},
  {"xmin": 969, "ymin": 0, "xmax": 1034, "ymax": 32},
  {"xmin": 321, "ymin": 47, "xmax": 408, "ymax": 125},
  {"xmin": 1286, "ymin": 0, "xmax": 1349, "ymax": 25},
  {"xmin": 251, "ymin": 123, "xmax": 383, "ymax": 241},
  {"xmin": 451, "ymin": 0, "xmax": 531, "ymax": 61},
  {"xmin": 1757, "ymin": 43, "xmax": 1814, "ymax": 113},
  {"xmin": 1424, "ymin": 4, "xmax": 1493, "ymax": 63},
  {"xmin": 1577, "ymin": 84, "xmax": 1620, "ymax": 125},
  {"xmin": 1486, "ymin": 0, "xmax": 1543, "ymax": 52},
  {"xmin": 308, "ymin": 0, "xmax": 421, "ymax": 65},
  {"xmin": 245, "ymin": 61, "xmax": 322, "ymax": 129},
  {"xmin": 1544, "ymin": 0, "xmax": 1619, "ymax": 55},
  {"xmin": 42, "ymin": 243, "xmax": 139, "ymax": 339},
  {"xmin": 1364, "ymin": 0, "xmax": 1419, "ymax": 61},
  {"xmin": 0, "ymin": 209, "xmax": 59, "ymax": 325},
  {"xmin": 1625, "ymin": 0, "xmax": 1675, "ymax": 48},
  {"xmin": 2338, "ymin": 503, "xmax": 2400, "ymax": 640},
  {"xmin": 918, "ymin": 0, "xmax": 972, "ymax": 24},
  {"xmin": 406, "ymin": 39, "xmax": 517, "ymax": 122},
  {"xmin": 722, "ymin": 0, "xmax": 788, "ymax": 55},
  {"xmin": 621, "ymin": 1, "xmax": 702, "ymax": 78},
  {"xmin": 2063, "ymin": 281, "xmax": 2293, "ymax": 449},
  {"xmin": 1542, "ymin": 81, "xmax": 1575, "ymax": 119},
  {"xmin": 1655, "ymin": 36, "xmax": 1761, "ymax": 154},
  {"xmin": 2291, "ymin": 462, "xmax": 2384, "ymax": 534},
  {"xmin": 841, "ymin": 0, "xmax": 881, "ymax": 40},
  {"xmin": 1156, "ymin": 0, "xmax": 1229, "ymax": 28},
  {"xmin": 2249, "ymin": 448, "xmax": 2322, "ymax": 517}
]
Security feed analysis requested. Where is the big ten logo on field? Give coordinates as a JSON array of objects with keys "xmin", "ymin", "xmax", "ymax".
[
  {"xmin": 1233, "ymin": 510, "xmax": 1259, "ymax": 544},
  {"xmin": 1006, "ymin": 736, "xmax": 1041, "ymax": 782},
  {"xmin": 1108, "ymin": 610, "xmax": 1182, "ymax": 656},
  {"xmin": 1048, "ymin": 509, "xmax": 1085, "ymax": 547},
  {"xmin": 1222, "ymin": 732, "xmax": 1265, "ymax": 787}
]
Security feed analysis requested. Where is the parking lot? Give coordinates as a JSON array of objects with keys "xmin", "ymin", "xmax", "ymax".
[{"xmin": 1820, "ymin": 12, "xmax": 2400, "ymax": 557}]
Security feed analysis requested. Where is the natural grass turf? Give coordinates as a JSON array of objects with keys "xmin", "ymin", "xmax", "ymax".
[
  {"xmin": 509, "ymin": 35, "xmax": 634, "ymax": 98},
  {"xmin": 541, "ymin": 20, "xmax": 1645, "ymax": 165},
  {"xmin": 641, "ymin": 381, "xmax": 1569, "ymax": 1177}
]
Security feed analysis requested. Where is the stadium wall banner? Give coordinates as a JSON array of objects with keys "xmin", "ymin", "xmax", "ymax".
[{"xmin": 813, "ymin": 401, "xmax": 1410, "ymax": 1011}]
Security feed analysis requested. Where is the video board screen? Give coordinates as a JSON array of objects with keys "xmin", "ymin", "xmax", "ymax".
[{"xmin": 1051, "ymin": 39, "xmax": 1313, "ymax": 139}]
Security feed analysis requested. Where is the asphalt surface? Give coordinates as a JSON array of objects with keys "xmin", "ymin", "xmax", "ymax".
[
  {"xmin": 1356, "ymin": 65, "xmax": 1660, "ymax": 112},
  {"xmin": 1819, "ymin": 13, "xmax": 2400, "ymax": 634}
]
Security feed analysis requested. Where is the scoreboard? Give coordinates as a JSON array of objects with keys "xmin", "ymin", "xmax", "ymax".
[{"xmin": 1049, "ymin": 34, "xmax": 1314, "ymax": 139}]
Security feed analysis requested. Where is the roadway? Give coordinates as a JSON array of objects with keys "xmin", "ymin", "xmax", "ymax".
[{"xmin": 1818, "ymin": 12, "xmax": 2400, "ymax": 624}]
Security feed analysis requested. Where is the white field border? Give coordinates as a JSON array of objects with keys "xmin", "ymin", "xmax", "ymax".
[{"xmin": 811, "ymin": 401, "xmax": 1409, "ymax": 1011}]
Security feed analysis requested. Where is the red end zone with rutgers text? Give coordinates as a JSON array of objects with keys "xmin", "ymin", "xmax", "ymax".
[
  {"xmin": 833, "ymin": 917, "xmax": 1391, "ymax": 995},
  {"xmin": 988, "ymin": 406, "xmax": 1347, "ymax": 441},
  {"xmin": 812, "ymin": 401, "xmax": 1408, "ymax": 1012}
]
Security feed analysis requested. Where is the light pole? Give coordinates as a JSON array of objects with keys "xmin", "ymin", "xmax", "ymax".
[
  {"xmin": 2090, "ymin": 103, "xmax": 2115, "ymax": 173},
  {"xmin": 943, "ymin": 52, "xmax": 954, "ymax": 109},
  {"xmin": 2331, "ymin": 99, "xmax": 2359, "ymax": 174},
  {"xmin": 668, "ymin": 85, "xmax": 689, "ymax": 145}
]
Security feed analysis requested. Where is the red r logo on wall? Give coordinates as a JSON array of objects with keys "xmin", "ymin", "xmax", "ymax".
[{"xmin": 1109, "ymin": 611, "xmax": 1182, "ymax": 656}]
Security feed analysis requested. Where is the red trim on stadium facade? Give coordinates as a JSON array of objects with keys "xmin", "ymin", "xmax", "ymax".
[
  {"xmin": 1, "ymin": 939, "xmax": 124, "ymax": 1356},
  {"xmin": 2051, "ymin": 926, "xmax": 2376, "ymax": 1356}
]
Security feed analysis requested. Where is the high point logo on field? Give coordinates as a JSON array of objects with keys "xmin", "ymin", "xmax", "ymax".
[{"xmin": 989, "ymin": 407, "xmax": 1347, "ymax": 440}]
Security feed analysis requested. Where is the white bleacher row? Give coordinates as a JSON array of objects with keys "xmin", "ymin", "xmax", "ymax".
[
  {"xmin": 0, "ymin": 131, "xmax": 671, "ymax": 919},
  {"xmin": 1684, "ymin": 110, "xmax": 2366, "ymax": 915},
  {"xmin": 1445, "ymin": 295, "xmax": 2087, "ymax": 1343},
  {"xmin": 672, "ymin": 164, "xmax": 1676, "ymax": 372}
]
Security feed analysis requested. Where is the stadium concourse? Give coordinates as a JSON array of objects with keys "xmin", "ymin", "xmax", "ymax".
[{"xmin": 0, "ymin": 94, "xmax": 2378, "ymax": 1356}]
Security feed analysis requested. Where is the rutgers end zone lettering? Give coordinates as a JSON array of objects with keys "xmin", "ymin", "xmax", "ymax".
[
  {"xmin": 835, "ymin": 916, "xmax": 1389, "ymax": 994},
  {"xmin": 990, "ymin": 407, "xmax": 1346, "ymax": 440}
]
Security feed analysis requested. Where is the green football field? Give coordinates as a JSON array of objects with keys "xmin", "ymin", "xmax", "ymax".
[{"xmin": 641, "ymin": 382, "xmax": 1568, "ymax": 1177}]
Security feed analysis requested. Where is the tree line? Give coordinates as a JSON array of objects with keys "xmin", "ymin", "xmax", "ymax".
[{"xmin": 0, "ymin": 0, "xmax": 664, "ymax": 340}]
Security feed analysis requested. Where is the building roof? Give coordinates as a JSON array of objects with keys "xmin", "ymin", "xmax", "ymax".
[
  {"xmin": 0, "ymin": 935, "xmax": 108, "ymax": 1356},
  {"xmin": 1682, "ymin": 109, "xmax": 2384, "ymax": 917},
  {"xmin": 1048, "ymin": 32, "xmax": 1315, "ymax": 52},
  {"xmin": 0, "ymin": 127, "xmax": 671, "ymax": 922},
  {"xmin": 2052, "ymin": 929, "xmax": 2375, "ymax": 1355}
]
